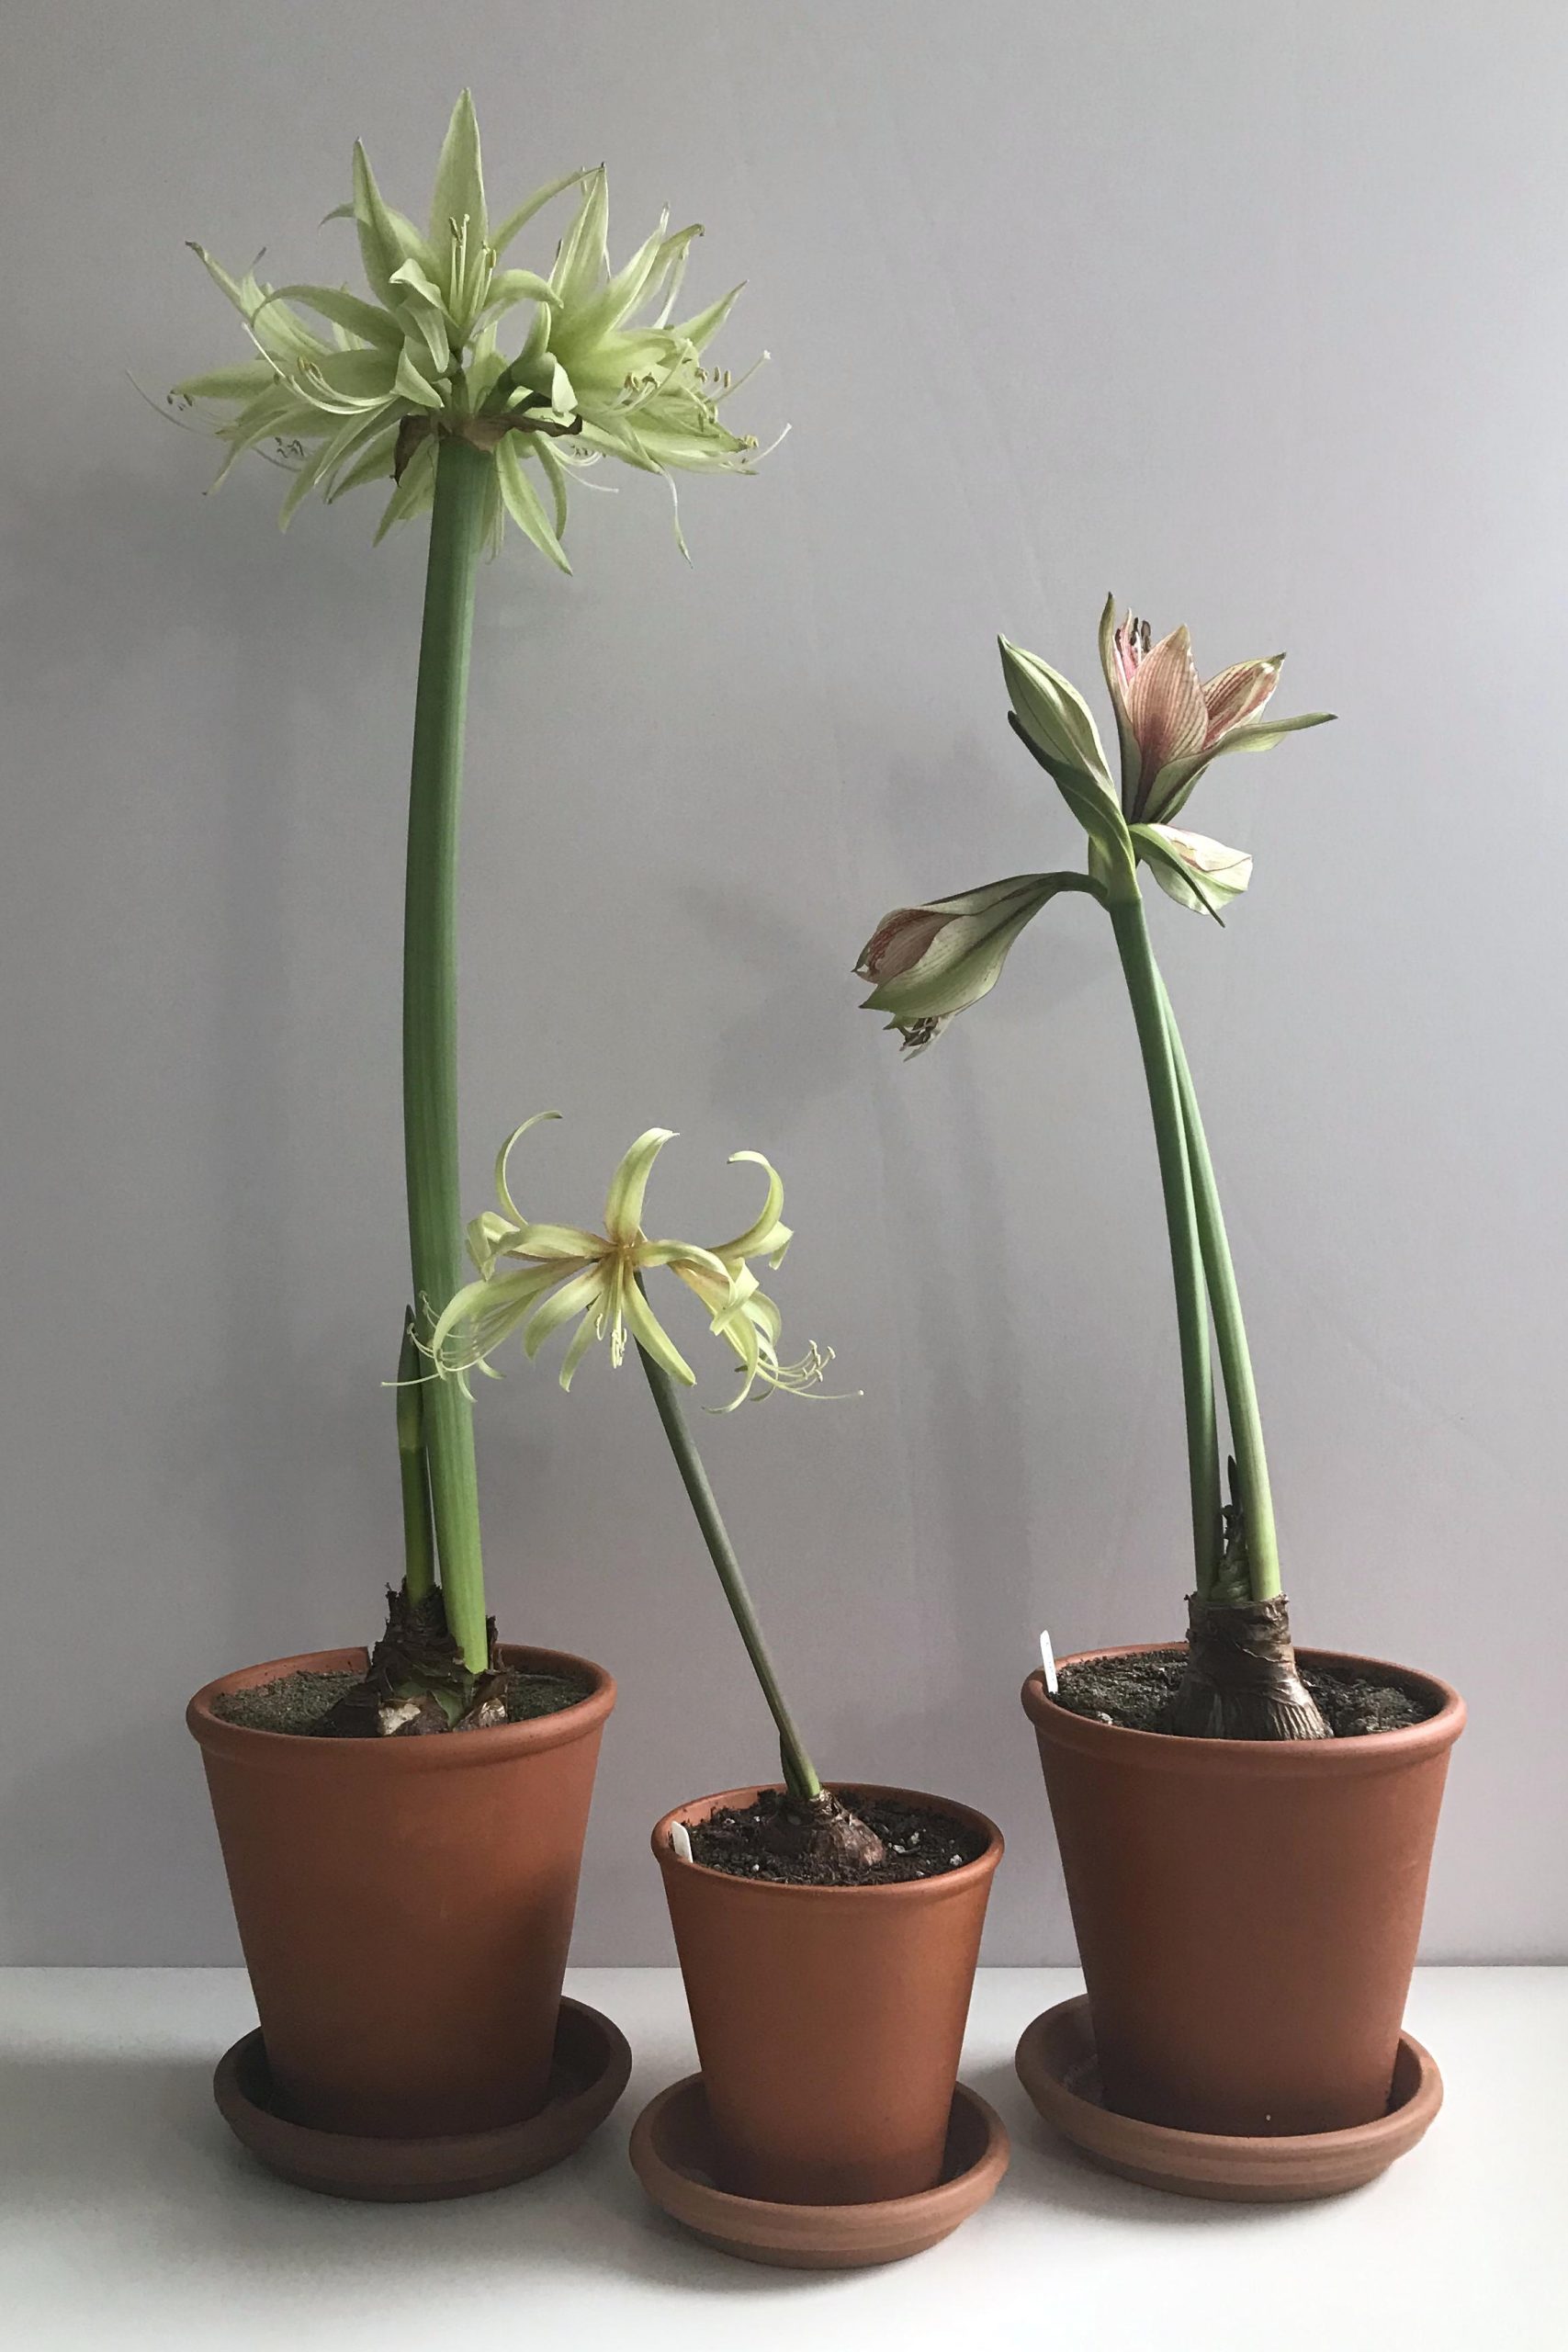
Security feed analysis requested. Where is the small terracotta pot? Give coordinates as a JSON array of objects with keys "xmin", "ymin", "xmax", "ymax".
[
  {"xmin": 188, "ymin": 1643, "xmax": 614, "ymax": 2138},
  {"xmin": 653, "ymin": 1782, "xmax": 1001, "ymax": 2205},
  {"xmin": 1022, "ymin": 1644, "xmax": 1463, "ymax": 2136}
]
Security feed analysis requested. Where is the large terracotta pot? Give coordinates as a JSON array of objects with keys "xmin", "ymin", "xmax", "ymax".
[
  {"xmin": 188, "ymin": 1643, "xmax": 615, "ymax": 2138},
  {"xmin": 1022, "ymin": 1644, "xmax": 1464, "ymax": 2135},
  {"xmin": 653, "ymin": 1781, "xmax": 1001, "ymax": 2205}
]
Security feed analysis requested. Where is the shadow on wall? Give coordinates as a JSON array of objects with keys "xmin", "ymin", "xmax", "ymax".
[
  {"xmin": 0, "ymin": 1715, "xmax": 238, "ymax": 1962},
  {"xmin": 0, "ymin": 447, "xmax": 420, "ymax": 1657},
  {"xmin": 677, "ymin": 876, "xmax": 864, "ymax": 1125}
]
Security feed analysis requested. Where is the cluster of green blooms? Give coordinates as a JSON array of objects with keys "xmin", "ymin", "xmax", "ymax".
[{"xmin": 173, "ymin": 92, "xmax": 763, "ymax": 564}]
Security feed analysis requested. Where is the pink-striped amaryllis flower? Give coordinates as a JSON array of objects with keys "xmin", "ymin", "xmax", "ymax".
[
  {"xmin": 999, "ymin": 603, "xmax": 1333, "ymax": 921},
  {"xmin": 857, "ymin": 598, "xmax": 1336, "ymax": 1057},
  {"xmin": 1099, "ymin": 598, "xmax": 1333, "ymax": 828},
  {"xmin": 855, "ymin": 873, "xmax": 1103, "ymax": 1056}
]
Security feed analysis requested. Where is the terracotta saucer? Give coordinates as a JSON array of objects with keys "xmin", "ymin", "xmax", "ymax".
[
  {"xmin": 1014, "ymin": 1996, "xmax": 1441, "ymax": 2202},
  {"xmin": 628, "ymin": 2075, "xmax": 1009, "ymax": 2267},
  {"xmin": 214, "ymin": 1996, "xmax": 631, "ymax": 2202}
]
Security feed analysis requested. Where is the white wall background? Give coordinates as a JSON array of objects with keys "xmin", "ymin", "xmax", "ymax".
[{"xmin": 2, "ymin": 0, "xmax": 1562, "ymax": 1965}]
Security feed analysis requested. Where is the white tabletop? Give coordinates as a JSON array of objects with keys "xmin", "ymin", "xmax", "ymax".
[{"xmin": 0, "ymin": 1967, "xmax": 1561, "ymax": 2350}]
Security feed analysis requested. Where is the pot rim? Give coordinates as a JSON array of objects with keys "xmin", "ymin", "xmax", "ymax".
[
  {"xmin": 651, "ymin": 1780, "xmax": 1003, "ymax": 1900},
  {"xmin": 1021, "ymin": 1641, "xmax": 1464, "ymax": 1775},
  {"xmin": 186, "ymin": 1641, "xmax": 615, "ymax": 1771}
]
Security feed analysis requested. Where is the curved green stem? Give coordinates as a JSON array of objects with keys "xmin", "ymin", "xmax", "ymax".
[
  {"xmin": 403, "ymin": 438, "xmax": 489, "ymax": 1670},
  {"xmin": 635, "ymin": 1334, "xmax": 821, "ymax": 1803},
  {"xmin": 1108, "ymin": 888, "xmax": 1223, "ymax": 1597},
  {"xmin": 1156, "ymin": 978, "xmax": 1280, "ymax": 1602}
]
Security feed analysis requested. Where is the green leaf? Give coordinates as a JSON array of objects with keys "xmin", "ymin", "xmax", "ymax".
[
  {"xmin": 494, "ymin": 435, "xmax": 571, "ymax": 570},
  {"xmin": 388, "ymin": 258, "xmax": 453, "ymax": 371},
  {"xmin": 325, "ymin": 422, "xmax": 399, "ymax": 499},
  {"xmin": 576, "ymin": 412, "xmax": 661, "ymax": 472},
  {"xmin": 550, "ymin": 168, "xmax": 610, "ymax": 307},
  {"xmin": 1149, "ymin": 709, "xmax": 1336, "ymax": 821},
  {"xmin": 428, "ymin": 89, "xmax": 487, "ymax": 247},
  {"xmin": 671, "ymin": 282, "xmax": 742, "ymax": 353},
  {"xmin": 1006, "ymin": 711, "xmax": 1135, "ymax": 874},
  {"xmin": 1206, "ymin": 709, "xmax": 1336, "ymax": 755},
  {"xmin": 999, "ymin": 635, "xmax": 1114, "ymax": 790},
  {"xmin": 568, "ymin": 219, "xmax": 699, "ymax": 346},
  {"xmin": 394, "ymin": 345, "xmax": 445, "ymax": 410},
  {"xmin": 603, "ymin": 1127, "xmax": 675, "ymax": 1241},
  {"xmin": 351, "ymin": 142, "xmax": 403, "ymax": 309},
  {"xmin": 171, "ymin": 360, "xmax": 279, "ymax": 402},
  {"xmin": 465, "ymin": 322, "xmax": 507, "ymax": 407},
  {"xmin": 536, "ymin": 437, "xmax": 570, "ymax": 537},
  {"xmin": 186, "ymin": 243, "xmax": 250, "ymax": 316},
  {"xmin": 619, "ymin": 1276, "xmax": 697, "ymax": 1389},
  {"xmin": 351, "ymin": 144, "xmax": 437, "ymax": 311},
  {"xmin": 491, "ymin": 165, "xmax": 597, "ymax": 259},
  {"xmin": 276, "ymin": 442, "xmax": 332, "ymax": 530},
  {"xmin": 254, "ymin": 282, "xmax": 400, "ymax": 349},
  {"xmin": 477, "ymin": 266, "xmax": 562, "ymax": 323},
  {"xmin": 288, "ymin": 345, "xmax": 400, "ymax": 416},
  {"xmin": 1132, "ymin": 823, "xmax": 1252, "ymax": 921},
  {"xmin": 524, "ymin": 1266, "xmax": 611, "ymax": 1362},
  {"xmin": 372, "ymin": 436, "xmax": 435, "ymax": 540}
]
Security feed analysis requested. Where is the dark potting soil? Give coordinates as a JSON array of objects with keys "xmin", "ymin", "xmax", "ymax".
[
  {"xmin": 213, "ymin": 1664, "xmax": 592, "ymax": 1736},
  {"xmin": 1052, "ymin": 1650, "xmax": 1440, "ymax": 1738},
  {"xmin": 690, "ymin": 1788, "xmax": 988, "ymax": 1888}
]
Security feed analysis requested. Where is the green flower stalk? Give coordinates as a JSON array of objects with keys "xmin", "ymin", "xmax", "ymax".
[
  {"xmin": 432, "ymin": 1121, "xmax": 884, "ymax": 1864},
  {"xmin": 856, "ymin": 597, "xmax": 1335, "ymax": 1740},
  {"xmin": 175, "ymin": 95, "xmax": 765, "ymax": 1702}
]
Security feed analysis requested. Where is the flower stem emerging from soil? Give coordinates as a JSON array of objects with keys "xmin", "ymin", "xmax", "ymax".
[
  {"xmin": 634, "ymin": 1329, "xmax": 886, "ymax": 1871},
  {"xmin": 319, "ymin": 1586, "xmax": 511, "ymax": 1736},
  {"xmin": 1154, "ymin": 976, "xmax": 1327, "ymax": 1738},
  {"xmin": 396, "ymin": 1307, "xmax": 437, "ymax": 1605},
  {"xmin": 1110, "ymin": 889, "xmax": 1325, "ymax": 1739}
]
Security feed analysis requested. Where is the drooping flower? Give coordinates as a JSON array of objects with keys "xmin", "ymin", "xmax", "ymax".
[
  {"xmin": 169, "ymin": 92, "xmax": 765, "ymax": 562},
  {"xmin": 855, "ymin": 873, "xmax": 1104, "ymax": 1055},
  {"xmin": 429, "ymin": 1115, "xmax": 830, "ymax": 1408},
  {"xmin": 1097, "ymin": 598, "xmax": 1333, "ymax": 825}
]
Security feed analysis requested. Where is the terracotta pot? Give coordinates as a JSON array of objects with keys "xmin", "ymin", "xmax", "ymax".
[
  {"xmin": 1022, "ymin": 1644, "xmax": 1464, "ymax": 2136},
  {"xmin": 653, "ymin": 1782, "xmax": 1001, "ymax": 2205},
  {"xmin": 188, "ymin": 1643, "xmax": 615, "ymax": 2137}
]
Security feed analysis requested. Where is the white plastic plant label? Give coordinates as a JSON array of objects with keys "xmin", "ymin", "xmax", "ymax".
[{"xmin": 1040, "ymin": 1628, "xmax": 1059, "ymax": 1695}]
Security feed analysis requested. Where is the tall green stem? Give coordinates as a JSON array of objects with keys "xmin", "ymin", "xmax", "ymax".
[
  {"xmin": 1156, "ymin": 977, "xmax": 1280, "ymax": 1602},
  {"xmin": 635, "ymin": 1336, "xmax": 822, "ymax": 1804},
  {"xmin": 403, "ymin": 438, "xmax": 489, "ymax": 1671},
  {"xmin": 395, "ymin": 1309, "xmax": 436, "ymax": 1603},
  {"xmin": 1108, "ymin": 887, "xmax": 1223, "ymax": 1597}
]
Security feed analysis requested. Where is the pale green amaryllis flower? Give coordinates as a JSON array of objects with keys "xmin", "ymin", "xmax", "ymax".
[
  {"xmin": 855, "ymin": 873, "xmax": 1105, "ymax": 1056},
  {"xmin": 169, "ymin": 91, "xmax": 763, "ymax": 563},
  {"xmin": 430, "ymin": 1115, "xmax": 830, "ymax": 1408},
  {"xmin": 494, "ymin": 164, "xmax": 773, "ymax": 558}
]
